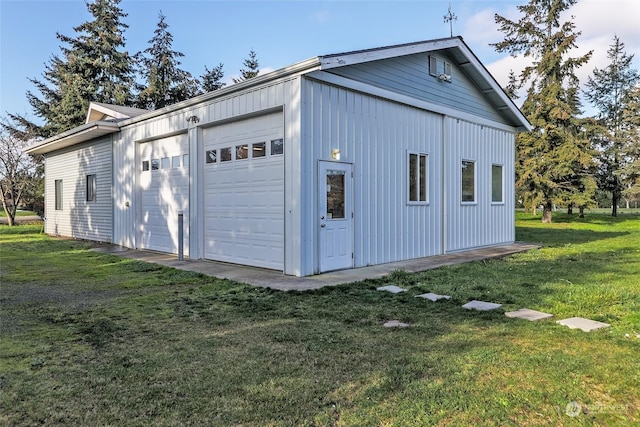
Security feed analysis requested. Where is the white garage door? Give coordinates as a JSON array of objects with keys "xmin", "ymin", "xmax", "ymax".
[
  {"xmin": 203, "ymin": 112, "xmax": 284, "ymax": 270},
  {"xmin": 138, "ymin": 134, "xmax": 190, "ymax": 255}
]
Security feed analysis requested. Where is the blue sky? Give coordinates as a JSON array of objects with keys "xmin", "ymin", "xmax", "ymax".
[{"xmin": 1, "ymin": 0, "xmax": 639, "ymax": 122}]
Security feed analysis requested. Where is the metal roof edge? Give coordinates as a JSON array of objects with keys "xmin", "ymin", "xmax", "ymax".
[
  {"xmin": 117, "ymin": 57, "xmax": 322, "ymax": 128},
  {"xmin": 25, "ymin": 121, "xmax": 120, "ymax": 155}
]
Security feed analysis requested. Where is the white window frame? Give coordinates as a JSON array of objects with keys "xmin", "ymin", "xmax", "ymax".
[
  {"xmin": 54, "ymin": 179, "xmax": 63, "ymax": 210},
  {"xmin": 491, "ymin": 164, "xmax": 504, "ymax": 204},
  {"xmin": 461, "ymin": 159, "xmax": 476, "ymax": 204},
  {"xmin": 86, "ymin": 174, "xmax": 97, "ymax": 203},
  {"xmin": 407, "ymin": 151, "xmax": 429, "ymax": 204}
]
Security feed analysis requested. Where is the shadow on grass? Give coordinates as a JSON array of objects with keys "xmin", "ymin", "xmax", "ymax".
[{"xmin": 516, "ymin": 227, "xmax": 629, "ymax": 247}]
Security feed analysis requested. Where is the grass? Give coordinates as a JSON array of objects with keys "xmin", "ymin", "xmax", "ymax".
[
  {"xmin": 1, "ymin": 212, "xmax": 639, "ymax": 426},
  {"xmin": 0, "ymin": 210, "xmax": 38, "ymax": 217}
]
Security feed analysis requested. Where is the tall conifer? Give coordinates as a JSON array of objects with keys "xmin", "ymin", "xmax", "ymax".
[
  {"xmin": 135, "ymin": 12, "xmax": 199, "ymax": 110},
  {"xmin": 3, "ymin": 0, "xmax": 135, "ymax": 139},
  {"xmin": 584, "ymin": 36, "xmax": 640, "ymax": 216},
  {"xmin": 493, "ymin": 0, "xmax": 595, "ymax": 223},
  {"xmin": 233, "ymin": 50, "xmax": 260, "ymax": 83}
]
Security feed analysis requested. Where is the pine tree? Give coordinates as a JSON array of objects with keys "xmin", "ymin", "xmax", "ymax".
[
  {"xmin": 620, "ymin": 85, "xmax": 640, "ymax": 205},
  {"xmin": 135, "ymin": 12, "xmax": 199, "ymax": 110},
  {"xmin": 584, "ymin": 36, "xmax": 640, "ymax": 216},
  {"xmin": 233, "ymin": 50, "xmax": 259, "ymax": 83},
  {"xmin": 201, "ymin": 63, "xmax": 226, "ymax": 93},
  {"xmin": 492, "ymin": 0, "xmax": 595, "ymax": 223},
  {"xmin": 2, "ymin": 0, "xmax": 135, "ymax": 139}
]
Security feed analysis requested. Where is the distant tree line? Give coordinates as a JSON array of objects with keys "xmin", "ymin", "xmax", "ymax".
[{"xmin": 494, "ymin": 0, "xmax": 640, "ymax": 221}]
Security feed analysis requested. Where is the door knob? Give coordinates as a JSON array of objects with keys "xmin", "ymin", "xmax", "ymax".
[{"xmin": 320, "ymin": 224, "xmax": 326, "ymax": 227}]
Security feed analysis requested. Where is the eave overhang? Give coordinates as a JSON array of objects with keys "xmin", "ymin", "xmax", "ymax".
[{"xmin": 25, "ymin": 121, "xmax": 120, "ymax": 155}]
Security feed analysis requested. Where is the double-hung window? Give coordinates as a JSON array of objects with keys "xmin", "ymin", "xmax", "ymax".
[{"xmin": 408, "ymin": 152, "xmax": 428, "ymax": 203}]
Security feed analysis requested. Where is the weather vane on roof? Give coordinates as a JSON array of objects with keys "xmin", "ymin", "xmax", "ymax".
[{"xmin": 444, "ymin": 3, "xmax": 457, "ymax": 37}]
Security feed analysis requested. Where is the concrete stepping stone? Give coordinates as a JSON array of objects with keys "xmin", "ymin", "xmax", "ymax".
[
  {"xmin": 462, "ymin": 300, "xmax": 502, "ymax": 311},
  {"xmin": 383, "ymin": 320, "xmax": 410, "ymax": 328},
  {"xmin": 505, "ymin": 308, "xmax": 553, "ymax": 321},
  {"xmin": 377, "ymin": 285, "xmax": 406, "ymax": 294},
  {"xmin": 557, "ymin": 317, "xmax": 611, "ymax": 332},
  {"xmin": 415, "ymin": 292, "xmax": 451, "ymax": 302}
]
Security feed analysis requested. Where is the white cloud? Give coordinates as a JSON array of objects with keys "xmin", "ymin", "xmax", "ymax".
[{"xmin": 467, "ymin": 0, "xmax": 640, "ymax": 114}]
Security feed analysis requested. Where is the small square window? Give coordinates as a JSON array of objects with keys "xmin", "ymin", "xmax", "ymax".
[
  {"xmin": 271, "ymin": 138, "xmax": 284, "ymax": 156},
  {"xmin": 55, "ymin": 179, "xmax": 63, "ymax": 210},
  {"xmin": 151, "ymin": 159, "xmax": 160, "ymax": 170},
  {"xmin": 142, "ymin": 160, "xmax": 150, "ymax": 171},
  {"xmin": 220, "ymin": 147, "xmax": 232, "ymax": 162},
  {"xmin": 492, "ymin": 164, "xmax": 504, "ymax": 203},
  {"xmin": 252, "ymin": 142, "xmax": 266, "ymax": 158},
  {"xmin": 183, "ymin": 154, "xmax": 189, "ymax": 166},
  {"xmin": 462, "ymin": 160, "xmax": 476, "ymax": 203},
  {"xmin": 206, "ymin": 150, "xmax": 217, "ymax": 164},
  {"xmin": 161, "ymin": 157, "xmax": 170, "ymax": 169},
  {"xmin": 236, "ymin": 144, "xmax": 249, "ymax": 160},
  {"xmin": 172, "ymin": 156, "xmax": 180, "ymax": 168},
  {"xmin": 86, "ymin": 174, "xmax": 96, "ymax": 202}
]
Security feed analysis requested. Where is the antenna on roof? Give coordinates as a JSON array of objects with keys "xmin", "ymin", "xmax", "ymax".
[{"xmin": 444, "ymin": 3, "xmax": 457, "ymax": 37}]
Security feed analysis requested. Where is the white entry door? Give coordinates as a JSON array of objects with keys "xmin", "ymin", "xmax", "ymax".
[{"xmin": 319, "ymin": 161, "xmax": 353, "ymax": 272}]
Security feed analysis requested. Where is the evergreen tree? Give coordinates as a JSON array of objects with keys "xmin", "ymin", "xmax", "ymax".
[
  {"xmin": 233, "ymin": 50, "xmax": 259, "ymax": 83},
  {"xmin": 620, "ymin": 85, "xmax": 640, "ymax": 204},
  {"xmin": 2, "ymin": 0, "xmax": 135, "ymax": 139},
  {"xmin": 493, "ymin": 0, "xmax": 595, "ymax": 223},
  {"xmin": 201, "ymin": 63, "xmax": 226, "ymax": 93},
  {"xmin": 584, "ymin": 36, "xmax": 640, "ymax": 216},
  {"xmin": 135, "ymin": 12, "xmax": 199, "ymax": 110}
]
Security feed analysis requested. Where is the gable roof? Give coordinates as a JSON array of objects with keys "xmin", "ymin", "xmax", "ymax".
[
  {"xmin": 317, "ymin": 37, "xmax": 530, "ymax": 131},
  {"xmin": 85, "ymin": 102, "xmax": 150, "ymax": 123},
  {"xmin": 27, "ymin": 37, "xmax": 530, "ymax": 155}
]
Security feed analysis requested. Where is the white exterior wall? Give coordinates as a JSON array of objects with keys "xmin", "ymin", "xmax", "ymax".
[
  {"xmin": 44, "ymin": 136, "xmax": 112, "ymax": 241},
  {"xmin": 112, "ymin": 76, "xmax": 303, "ymax": 275},
  {"xmin": 300, "ymin": 78, "xmax": 445, "ymax": 275},
  {"xmin": 445, "ymin": 117, "xmax": 515, "ymax": 251}
]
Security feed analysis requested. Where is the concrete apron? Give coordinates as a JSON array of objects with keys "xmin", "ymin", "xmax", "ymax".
[{"xmin": 95, "ymin": 242, "xmax": 541, "ymax": 291}]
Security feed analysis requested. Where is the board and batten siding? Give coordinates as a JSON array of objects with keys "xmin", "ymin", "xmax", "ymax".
[
  {"xmin": 44, "ymin": 136, "xmax": 113, "ymax": 242},
  {"xmin": 300, "ymin": 78, "xmax": 444, "ymax": 274},
  {"xmin": 444, "ymin": 117, "xmax": 515, "ymax": 251},
  {"xmin": 112, "ymin": 76, "xmax": 303, "ymax": 274},
  {"xmin": 326, "ymin": 52, "xmax": 507, "ymax": 126}
]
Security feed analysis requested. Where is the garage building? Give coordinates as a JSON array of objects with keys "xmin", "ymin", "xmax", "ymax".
[{"xmin": 27, "ymin": 37, "xmax": 530, "ymax": 277}]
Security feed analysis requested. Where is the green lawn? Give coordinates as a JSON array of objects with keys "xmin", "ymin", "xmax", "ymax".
[
  {"xmin": 0, "ymin": 210, "xmax": 38, "ymax": 217},
  {"xmin": 1, "ymin": 213, "xmax": 639, "ymax": 426}
]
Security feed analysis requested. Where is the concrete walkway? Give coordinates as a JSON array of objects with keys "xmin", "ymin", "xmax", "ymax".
[{"xmin": 95, "ymin": 242, "xmax": 541, "ymax": 291}]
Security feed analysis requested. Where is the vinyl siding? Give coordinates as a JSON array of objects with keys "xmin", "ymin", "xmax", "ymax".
[
  {"xmin": 44, "ymin": 136, "xmax": 112, "ymax": 241},
  {"xmin": 326, "ymin": 52, "xmax": 508, "ymax": 125}
]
